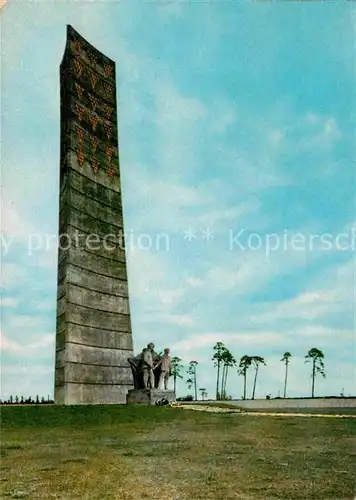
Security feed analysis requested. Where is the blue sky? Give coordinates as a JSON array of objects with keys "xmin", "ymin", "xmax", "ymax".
[{"xmin": 1, "ymin": 1, "xmax": 355, "ymax": 400}]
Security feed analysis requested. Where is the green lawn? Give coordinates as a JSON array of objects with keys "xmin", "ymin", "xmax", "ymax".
[{"xmin": 1, "ymin": 405, "xmax": 356, "ymax": 499}]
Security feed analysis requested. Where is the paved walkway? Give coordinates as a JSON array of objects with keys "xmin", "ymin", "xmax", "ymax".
[{"xmin": 173, "ymin": 403, "xmax": 356, "ymax": 418}]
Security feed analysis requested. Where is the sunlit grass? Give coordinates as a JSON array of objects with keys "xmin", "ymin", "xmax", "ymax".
[{"xmin": 1, "ymin": 405, "xmax": 355, "ymax": 499}]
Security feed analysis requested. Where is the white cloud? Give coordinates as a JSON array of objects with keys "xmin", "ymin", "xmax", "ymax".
[
  {"xmin": 268, "ymin": 129, "xmax": 285, "ymax": 148},
  {"xmin": 1, "ymin": 363, "xmax": 54, "ymax": 400},
  {"xmin": 0, "ymin": 329, "xmax": 54, "ymax": 357},
  {"xmin": 1, "ymin": 365, "xmax": 52, "ymax": 377},
  {"xmin": 33, "ymin": 246, "xmax": 58, "ymax": 270},
  {"xmin": 251, "ymin": 291, "xmax": 340, "ymax": 324},
  {"xmin": 204, "ymin": 245, "xmax": 305, "ymax": 295},
  {"xmin": 0, "ymin": 263, "xmax": 25, "ymax": 289},
  {"xmin": 305, "ymin": 112, "xmax": 320, "ymax": 125},
  {"xmin": 156, "ymin": 313, "xmax": 198, "ymax": 328},
  {"xmin": 172, "ymin": 332, "xmax": 282, "ymax": 354},
  {"xmin": 185, "ymin": 276, "xmax": 204, "ymax": 288},
  {"xmin": 308, "ymin": 117, "xmax": 342, "ymax": 149},
  {"xmin": 283, "ymin": 112, "xmax": 342, "ymax": 152},
  {"xmin": 128, "ymin": 245, "xmax": 205, "ymax": 315},
  {"xmin": 157, "ymin": 2, "xmax": 183, "ymax": 18},
  {"xmin": 1, "ymin": 297, "xmax": 18, "ymax": 308},
  {"xmin": 210, "ymin": 98, "xmax": 238, "ymax": 134},
  {"xmin": 0, "ymin": 201, "xmax": 36, "ymax": 239},
  {"xmin": 125, "ymin": 162, "xmax": 262, "ymax": 236},
  {"xmin": 6, "ymin": 315, "xmax": 46, "ymax": 330},
  {"xmin": 155, "ymin": 82, "xmax": 207, "ymax": 127}
]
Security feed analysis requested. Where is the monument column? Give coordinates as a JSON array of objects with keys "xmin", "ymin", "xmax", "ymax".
[{"xmin": 55, "ymin": 25, "xmax": 134, "ymax": 404}]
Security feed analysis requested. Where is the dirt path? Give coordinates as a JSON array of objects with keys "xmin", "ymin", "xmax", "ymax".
[{"xmin": 175, "ymin": 403, "xmax": 356, "ymax": 418}]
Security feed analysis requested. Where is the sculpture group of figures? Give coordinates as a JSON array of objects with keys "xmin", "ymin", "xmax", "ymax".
[{"xmin": 127, "ymin": 343, "xmax": 172, "ymax": 390}]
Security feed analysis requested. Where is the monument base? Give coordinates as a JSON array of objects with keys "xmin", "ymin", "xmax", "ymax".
[{"xmin": 126, "ymin": 389, "xmax": 176, "ymax": 406}]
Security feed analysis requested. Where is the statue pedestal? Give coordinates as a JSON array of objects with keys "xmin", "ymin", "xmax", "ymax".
[{"xmin": 126, "ymin": 389, "xmax": 176, "ymax": 406}]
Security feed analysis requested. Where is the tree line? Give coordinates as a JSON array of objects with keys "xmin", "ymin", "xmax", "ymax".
[
  {"xmin": 171, "ymin": 344, "xmax": 327, "ymax": 401},
  {"xmin": 1, "ymin": 346, "xmax": 328, "ymax": 404},
  {"xmin": 0, "ymin": 395, "xmax": 54, "ymax": 405}
]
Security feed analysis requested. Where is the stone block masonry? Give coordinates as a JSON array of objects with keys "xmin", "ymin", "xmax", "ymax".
[
  {"xmin": 54, "ymin": 25, "xmax": 134, "ymax": 404},
  {"xmin": 127, "ymin": 389, "xmax": 176, "ymax": 406}
]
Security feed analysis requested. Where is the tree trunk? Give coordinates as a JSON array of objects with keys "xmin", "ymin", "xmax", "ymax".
[
  {"xmin": 243, "ymin": 371, "xmax": 247, "ymax": 400},
  {"xmin": 283, "ymin": 362, "xmax": 288, "ymax": 398},
  {"xmin": 252, "ymin": 365, "xmax": 259, "ymax": 400},
  {"xmin": 221, "ymin": 364, "xmax": 226, "ymax": 398},
  {"xmin": 312, "ymin": 360, "xmax": 315, "ymax": 398},
  {"xmin": 216, "ymin": 361, "xmax": 220, "ymax": 400},
  {"xmin": 194, "ymin": 369, "xmax": 197, "ymax": 401},
  {"xmin": 222, "ymin": 365, "xmax": 228, "ymax": 397},
  {"xmin": 173, "ymin": 374, "xmax": 176, "ymax": 393},
  {"xmin": 223, "ymin": 366, "xmax": 229, "ymax": 396}
]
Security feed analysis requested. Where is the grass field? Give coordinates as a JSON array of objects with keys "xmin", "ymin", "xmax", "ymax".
[{"xmin": 1, "ymin": 405, "xmax": 356, "ymax": 499}]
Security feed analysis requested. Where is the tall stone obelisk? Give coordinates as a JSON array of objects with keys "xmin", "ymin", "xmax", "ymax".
[{"xmin": 55, "ymin": 25, "xmax": 134, "ymax": 404}]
